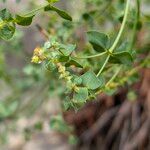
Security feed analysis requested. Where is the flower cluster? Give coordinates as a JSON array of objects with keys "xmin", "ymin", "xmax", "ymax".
[
  {"xmin": 31, "ymin": 47, "xmax": 46, "ymax": 64},
  {"xmin": 57, "ymin": 63, "xmax": 79, "ymax": 92}
]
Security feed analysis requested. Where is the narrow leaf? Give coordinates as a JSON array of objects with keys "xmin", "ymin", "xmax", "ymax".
[
  {"xmin": 65, "ymin": 58, "xmax": 83, "ymax": 68},
  {"xmin": 44, "ymin": 5, "xmax": 72, "ymax": 21}
]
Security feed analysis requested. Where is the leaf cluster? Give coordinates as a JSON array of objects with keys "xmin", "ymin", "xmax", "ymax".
[{"xmin": 0, "ymin": 1, "xmax": 72, "ymax": 40}]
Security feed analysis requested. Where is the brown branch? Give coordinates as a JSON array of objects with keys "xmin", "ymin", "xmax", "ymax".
[
  {"xmin": 36, "ymin": 24, "xmax": 49, "ymax": 40},
  {"xmin": 119, "ymin": 118, "xmax": 130, "ymax": 150},
  {"xmin": 104, "ymin": 101, "xmax": 132, "ymax": 149},
  {"xmin": 80, "ymin": 106, "xmax": 119, "ymax": 143},
  {"xmin": 123, "ymin": 119, "xmax": 150, "ymax": 150}
]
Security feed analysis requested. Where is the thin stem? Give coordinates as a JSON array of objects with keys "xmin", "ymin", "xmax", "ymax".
[
  {"xmin": 129, "ymin": 0, "xmax": 140, "ymax": 50},
  {"xmin": 36, "ymin": 24, "xmax": 49, "ymax": 40},
  {"xmin": 0, "ymin": 4, "xmax": 48, "ymax": 27},
  {"xmin": 23, "ymin": 4, "xmax": 48, "ymax": 17},
  {"xmin": 75, "ymin": 51, "xmax": 107, "ymax": 59},
  {"xmin": 95, "ymin": 54, "xmax": 149, "ymax": 97},
  {"xmin": 109, "ymin": 0, "xmax": 130, "ymax": 53},
  {"xmin": 96, "ymin": 0, "xmax": 130, "ymax": 76},
  {"xmin": 94, "ymin": 67, "xmax": 121, "ymax": 96},
  {"xmin": 96, "ymin": 55, "xmax": 110, "ymax": 76},
  {"xmin": 105, "ymin": 66, "xmax": 121, "ymax": 86}
]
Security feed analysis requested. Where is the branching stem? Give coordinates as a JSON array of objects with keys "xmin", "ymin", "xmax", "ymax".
[{"xmin": 96, "ymin": 0, "xmax": 130, "ymax": 77}]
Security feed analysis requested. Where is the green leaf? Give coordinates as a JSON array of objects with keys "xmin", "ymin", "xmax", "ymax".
[
  {"xmin": 50, "ymin": 115, "xmax": 72, "ymax": 133},
  {"xmin": 115, "ymin": 41, "xmax": 129, "ymax": 52},
  {"xmin": 0, "ymin": 9, "xmax": 13, "ymax": 21},
  {"xmin": 58, "ymin": 55, "xmax": 69, "ymax": 62},
  {"xmin": 44, "ymin": 41, "xmax": 51, "ymax": 49},
  {"xmin": 0, "ymin": 23, "xmax": 15, "ymax": 40},
  {"xmin": 0, "ymin": 102, "xmax": 8, "ymax": 117},
  {"xmin": 44, "ymin": 5, "xmax": 72, "ymax": 21},
  {"xmin": 63, "ymin": 98, "xmax": 74, "ymax": 110},
  {"xmin": 73, "ymin": 76, "xmax": 82, "ymax": 85},
  {"xmin": 82, "ymin": 13, "xmax": 92, "ymax": 21},
  {"xmin": 144, "ymin": 14, "xmax": 150, "ymax": 22},
  {"xmin": 87, "ymin": 31, "xmax": 109, "ymax": 52},
  {"xmin": 104, "ymin": 87, "xmax": 117, "ymax": 96},
  {"xmin": 34, "ymin": 121, "xmax": 43, "ymax": 131},
  {"xmin": 110, "ymin": 51, "xmax": 133, "ymax": 65},
  {"xmin": 65, "ymin": 58, "xmax": 83, "ymax": 68},
  {"xmin": 15, "ymin": 14, "xmax": 35, "ymax": 26},
  {"xmin": 81, "ymin": 70, "xmax": 102, "ymax": 90},
  {"xmin": 45, "ymin": 60, "xmax": 56, "ymax": 71},
  {"xmin": 0, "ymin": 101, "xmax": 18, "ymax": 118},
  {"xmin": 0, "ymin": 9, "xmax": 15, "ymax": 40},
  {"xmin": 68, "ymin": 135, "xmax": 78, "ymax": 145},
  {"xmin": 46, "ymin": 0, "xmax": 59, "ymax": 3},
  {"xmin": 73, "ymin": 87, "xmax": 88, "ymax": 102},
  {"xmin": 59, "ymin": 44, "xmax": 76, "ymax": 56}
]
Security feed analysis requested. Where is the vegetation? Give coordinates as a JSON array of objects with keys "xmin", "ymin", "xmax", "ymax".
[{"xmin": 0, "ymin": 0, "xmax": 149, "ymax": 149}]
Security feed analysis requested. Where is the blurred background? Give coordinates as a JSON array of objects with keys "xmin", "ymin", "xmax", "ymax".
[{"xmin": 0, "ymin": 0, "xmax": 150, "ymax": 150}]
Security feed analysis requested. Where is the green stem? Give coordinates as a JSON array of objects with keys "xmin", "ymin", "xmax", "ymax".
[
  {"xmin": 0, "ymin": 4, "xmax": 48, "ymax": 27},
  {"xmin": 23, "ymin": 4, "xmax": 48, "ymax": 17},
  {"xmin": 94, "ymin": 66, "xmax": 121, "ymax": 96},
  {"xmin": 105, "ymin": 66, "xmax": 121, "ymax": 86},
  {"xmin": 96, "ymin": 55, "xmax": 110, "ymax": 76},
  {"xmin": 96, "ymin": 0, "xmax": 130, "ymax": 76},
  {"xmin": 129, "ymin": 0, "xmax": 140, "ymax": 50},
  {"xmin": 95, "ymin": 54, "xmax": 149, "ymax": 97},
  {"xmin": 75, "ymin": 51, "xmax": 107, "ymax": 59},
  {"xmin": 109, "ymin": 0, "xmax": 130, "ymax": 53}
]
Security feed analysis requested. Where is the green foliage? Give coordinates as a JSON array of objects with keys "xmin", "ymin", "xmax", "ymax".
[
  {"xmin": 15, "ymin": 14, "xmax": 35, "ymax": 26},
  {"xmin": 0, "ymin": 101, "xmax": 18, "ymax": 119},
  {"xmin": 0, "ymin": 9, "xmax": 15, "ymax": 40},
  {"xmin": 0, "ymin": 0, "xmax": 148, "ymax": 111},
  {"xmin": 0, "ymin": 2, "xmax": 72, "ymax": 40},
  {"xmin": 81, "ymin": 71, "xmax": 102, "ymax": 90},
  {"xmin": 44, "ymin": 5, "xmax": 72, "ymax": 21},
  {"xmin": 50, "ymin": 115, "xmax": 72, "ymax": 133},
  {"xmin": 59, "ymin": 44, "xmax": 76, "ymax": 56},
  {"xmin": 1, "ymin": 0, "xmax": 21, "ymax": 2},
  {"xmin": 110, "ymin": 51, "xmax": 133, "ymax": 65},
  {"xmin": 87, "ymin": 31, "xmax": 110, "ymax": 52},
  {"xmin": 46, "ymin": 0, "xmax": 59, "ymax": 3},
  {"xmin": 65, "ymin": 58, "xmax": 83, "ymax": 68},
  {"xmin": 0, "ymin": 0, "xmax": 149, "ymax": 144},
  {"xmin": 73, "ymin": 87, "xmax": 88, "ymax": 103}
]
